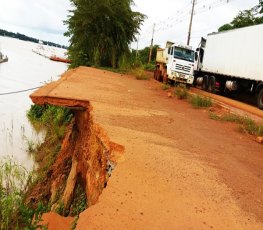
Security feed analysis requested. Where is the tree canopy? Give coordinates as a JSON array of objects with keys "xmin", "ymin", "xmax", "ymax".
[
  {"xmin": 218, "ymin": 0, "xmax": 263, "ymax": 32},
  {"xmin": 64, "ymin": 0, "xmax": 146, "ymax": 68}
]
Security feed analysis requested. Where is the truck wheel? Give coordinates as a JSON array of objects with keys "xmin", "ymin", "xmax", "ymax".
[
  {"xmin": 202, "ymin": 75, "xmax": 208, "ymax": 91},
  {"xmin": 257, "ymin": 88, "xmax": 263, "ymax": 110},
  {"xmin": 154, "ymin": 67, "xmax": 159, "ymax": 80},
  {"xmin": 163, "ymin": 74, "xmax": 168, "ymax": 83},
  {"xmin": 208, "ymin": 76, "xmax": 216, "ymax": 93}
]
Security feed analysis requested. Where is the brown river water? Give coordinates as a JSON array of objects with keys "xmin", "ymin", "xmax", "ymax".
[{"xmin": 0, "ymin": 36, "xmax": 68, "ymax": 170}]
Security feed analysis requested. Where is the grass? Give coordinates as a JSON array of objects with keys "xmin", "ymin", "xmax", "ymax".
[
  {"xmin": 143, "ymin": 63, "xmax": 155, "ymax": 71},
  {"xmin": 174, "ymin": 86, "xmax": 189, "ymax": 100},
  {"xmin": 131, "ymin": 67, "xmax": 149, "ymax": 80},
  {"xmin": 162, "ymin": 83, "xmax": 171, "ymax": 91},
  {"xmin": 25, "ymin": 104, "xmax": 74, "ymax": 218},
  {"xmin": 209, "ymin": 112, "xmax": 263, "ymax": 136},
  {"xmin": 0, "ymin": 156, "xmax": 48, "ymax": 229},
  {"xmin": 189, "ymin": 95, "xmax": 213, "ymax": 108}
]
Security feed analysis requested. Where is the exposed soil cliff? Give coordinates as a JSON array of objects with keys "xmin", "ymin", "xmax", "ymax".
[{"xmin": 26, "ymin": 96, "xmax": 124, "ymax": 216}]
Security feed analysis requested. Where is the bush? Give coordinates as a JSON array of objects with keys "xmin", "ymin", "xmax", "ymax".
[
  {"xmin": 175, "ymin": 87, "xmax": 189, "ymax": 99},
  {"xmin": 189, "ymin": 95, "xmax": 212, "ymax": 108},
  {"xmin": 131, "ymin": 67, "xmax": 149, "ymax": 80},
  {"xmin": 143, "ymin": 63, "xmax": 155, "ymax": 71},
  {"xmin": 27, "ymin": 105, "xmax": 73, "ymax": 135},
  {"xmin": 0, "ymin": 157, "xmax": 32, "ymax": 229},
  {"xmin": 162, "ymin": 83, "xmax": 171, "ymax": 91}
]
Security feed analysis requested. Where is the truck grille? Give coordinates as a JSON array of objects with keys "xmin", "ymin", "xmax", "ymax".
[{"xmin": 175, "ymin": 64, "xmax": 191, "ymax": 73}]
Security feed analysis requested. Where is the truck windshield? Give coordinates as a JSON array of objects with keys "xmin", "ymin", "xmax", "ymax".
[{"xmin": 173, "ymin": 47, "xmax": 194, "ymax": 62}]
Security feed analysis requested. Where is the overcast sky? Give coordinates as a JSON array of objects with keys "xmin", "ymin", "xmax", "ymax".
[{"xmin": 0, "ymin": 0, "xmax": 259, "ymax": 49}]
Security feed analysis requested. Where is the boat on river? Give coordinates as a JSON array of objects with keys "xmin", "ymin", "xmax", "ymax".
[
  {"xmin": 0, "ymin": 51, "xmax": 8, "ymax": 63},
  {"xmin": 50, "ymin": 55, "xmax": 71, "ymax": 63}
]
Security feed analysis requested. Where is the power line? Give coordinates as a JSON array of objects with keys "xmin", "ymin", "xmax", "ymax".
[
  {"xmin": 0, "ymin": 86, "xmax": 41, "ymax": 96},
  {"xmin": 140, "ymin": 0, "xmax": 235, "ymax": 35}
]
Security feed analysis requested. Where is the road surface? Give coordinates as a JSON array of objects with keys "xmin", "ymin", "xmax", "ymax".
[{"xmin": 35, "ymin": 67, "xmax": 263, "ymax": 229}]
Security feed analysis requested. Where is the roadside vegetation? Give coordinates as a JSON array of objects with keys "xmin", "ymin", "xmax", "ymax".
[
  {"xmin": 189, "ymin": 95, "xmax": 213, "ymax": 108},
  {"xmin": 173, "ymin": 86, "xmax": 212, "ymax": 108},
  {"xmin": 174, "ymin": 86, "xmax": 189, "ymax": 100},
  {"xmin": 210, "ymin": 112, "xmax": 263, "ymax": 136}
]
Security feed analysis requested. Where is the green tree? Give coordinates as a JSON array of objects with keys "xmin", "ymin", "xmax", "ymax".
[
  {"xmin": 131, "ymin": 45, "xmax": 159, "ymax": 64},
  {"xmin": 218, "ymin": 0, "xmax": 263, "ymax": 32},
  {"xmin": 64, "ymin": 0, "xmax": 146, "ymax": 68}
]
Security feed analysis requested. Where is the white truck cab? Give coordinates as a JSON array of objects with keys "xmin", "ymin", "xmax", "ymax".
[
  {"xmin": 154, "ymin": 41, "xmax": 195, "ymax": 87},
  {"xmin": 166, "ymin": 43, "xmax": 195, "ymax": 86}
]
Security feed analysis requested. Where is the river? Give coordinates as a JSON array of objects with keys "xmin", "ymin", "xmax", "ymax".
[{"xmin": 0, "ymin": 36, "xmax": 68, "ymax": 170}]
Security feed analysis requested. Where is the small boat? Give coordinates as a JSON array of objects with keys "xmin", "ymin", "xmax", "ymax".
[
  {"xmin": 0, "ymin": 51, "xmax": 8, "ymax": 64},
  {"xmin": 50, "ymin": 55, "xmax": 71, "ymax": 63}
]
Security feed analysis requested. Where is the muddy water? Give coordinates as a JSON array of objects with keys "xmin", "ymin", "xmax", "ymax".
[{"xmin": 0, "ymin": 36, "xmax": 68, "ymax": 169}]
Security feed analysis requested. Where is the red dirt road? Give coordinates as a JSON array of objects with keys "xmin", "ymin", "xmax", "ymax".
[{"xmin": 38, "ymin": 67, "xmax": 263, "ymax": 229}]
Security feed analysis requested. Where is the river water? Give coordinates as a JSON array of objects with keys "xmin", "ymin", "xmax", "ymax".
[{"xmin": 0, "ymin": 36, "xmax": 68, "ymax": 169}]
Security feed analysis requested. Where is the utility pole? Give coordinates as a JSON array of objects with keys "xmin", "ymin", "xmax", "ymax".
[
  {"xmin": 148, "ymin": 23, "xmax": 156, "ymax": 63},
  {"xmin": 136, "ymin": 34, "xmax": 139, "ymax": 58},
  {"xmin": 187, "ymin": 0, "xmax": 196, "ymax": 45}
]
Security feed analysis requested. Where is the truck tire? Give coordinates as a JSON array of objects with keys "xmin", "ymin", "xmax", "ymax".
[
  {"xmin": 208, "ymin": 76, "xmax": 216, "ymax": 93},
  {"xmin": 257, "ymin": 88, "xmax": 263, "ymax": 110},
  {"xmin": 202, "ymin": 75, "xmax": 208, "ymax": 91},
  {"xmin": 154, "ymin": 67, "xmax": 159, "ymax": 80}
]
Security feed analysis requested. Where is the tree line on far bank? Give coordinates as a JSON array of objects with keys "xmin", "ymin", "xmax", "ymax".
[{"xmin": 0, "ymin": 28, "xmax": 67, "ymax": 49}]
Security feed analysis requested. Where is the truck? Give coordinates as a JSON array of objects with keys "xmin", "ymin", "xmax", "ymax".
[
  {"xmin": 194, "ymin": 24, "xmax": 263, "ymax": 109},
  {"xmin": 154, "ymin": 41, "xmax": 195, "ymax": 87}
]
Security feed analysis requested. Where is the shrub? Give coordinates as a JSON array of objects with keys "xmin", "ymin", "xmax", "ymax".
[
  {"xmin": 189, "ymin": 95, "xmax": 212, "ymax": 108},
  {"xmin": 131, "ymin": 67, "xmax": 149, "ymax": 80},
  {"xmin": 175, "ymin": 87, "xmax": 189, "ymax": 100},
  {"xmin": 0, "ymin": 157, "xmax": 28, "ymax": 229},
  {"xmin": 162, "ymin": 83, "xmax": 170, "ymax": 91},
  {"xmin": 143, "ymin": 63, "xmax": 155, "ymax": 71}
]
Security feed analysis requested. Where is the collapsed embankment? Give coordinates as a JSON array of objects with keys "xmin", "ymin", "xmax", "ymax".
[{"xmin": 27, "ymin": 95, "xmax": 124, "ymax": 217}]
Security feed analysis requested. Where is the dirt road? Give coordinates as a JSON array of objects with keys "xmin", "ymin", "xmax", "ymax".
[{"xmin": 37, "ymin": 67, "xmax": 263, "ymax": 229}]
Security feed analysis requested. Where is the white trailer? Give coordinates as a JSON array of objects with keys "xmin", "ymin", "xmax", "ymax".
[{"xmin": 194, "ymin": 24, "xmax": 263, "ymax": 109}]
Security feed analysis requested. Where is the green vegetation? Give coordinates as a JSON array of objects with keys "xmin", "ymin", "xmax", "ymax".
[
  {"xmin": 131, "ymin": 45, "xmax": 159, "ymax": 66},
  {"xmin": 0, "ymin": 157, "xmax": 48, "ymax": 229},
  {"xmin": 209, "ymin": 113, "xmax": 263, "ymax": 136},
  {"xmin": 143, "ymin": 63, "xmax": 156, "ymax": 71},
  {"xmin": 175, "ymin": 86, "xmax": 189, "ymax": 99},
  {"xmin": 162, "ymin": 83, "xmax": 171, "ymax": 91},
  {"xmin": 64, "ymin": 0, "xmax": 146, "ymax": 68},
  {"xmin": 27, "ymin": 104, "xmax": 73, "ymax": 173},
  {"xmin": 218, "ymin": 0, "xmax": 263, "ymax": 32},
  {"xmin": 27, "ymin": 104, "xmax": 73, "ymax": 138},
  {"xmin": 189, "ymin": 95, "xmax": 213, "ymax": 108},
  {"xmin": 0, "ymin": 157, "xmax": 27, "ymax": 229},
  {"xmin": 131, "ymin": 67, "xmax": 149, "ymax": 80}
]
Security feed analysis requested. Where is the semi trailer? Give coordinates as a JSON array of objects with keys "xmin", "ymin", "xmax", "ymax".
[
  {"xmin": 194, "ymin": 24, "xmax": 263, "ymax": 109},
  {"xmin": 154, "ymin": 41, "xmax": 195, "ymax": 87}
]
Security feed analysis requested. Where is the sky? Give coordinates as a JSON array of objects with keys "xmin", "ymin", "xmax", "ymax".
[{"xmin": 0, "ymin": 0, "xmax": 260, "ymax": 49}]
